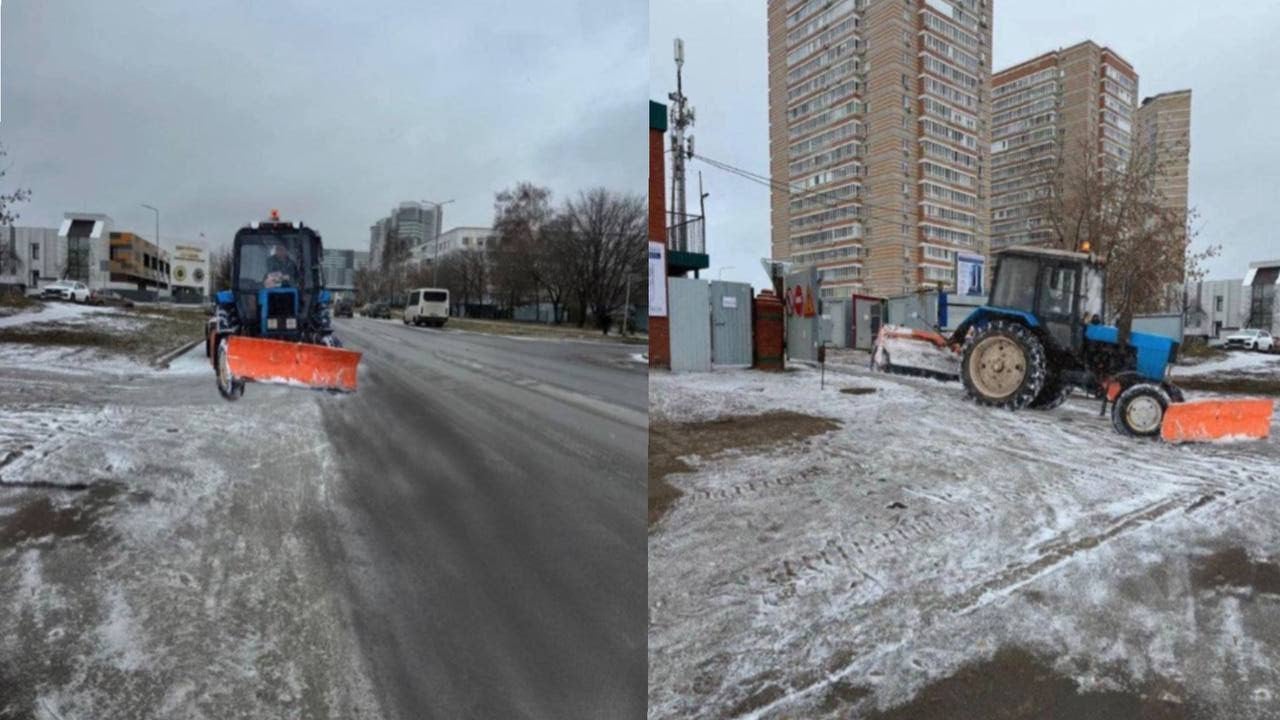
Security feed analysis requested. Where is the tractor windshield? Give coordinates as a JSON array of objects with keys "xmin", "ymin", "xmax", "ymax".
[
  {"xmin": 236, "ymin": 233, "xmax": 311, "ymax": 291},
  {"xmin": 991, "ymin": 255, "xmax": 1039, "ymax": 312}
]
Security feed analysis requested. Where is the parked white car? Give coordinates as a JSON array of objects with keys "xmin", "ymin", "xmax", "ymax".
[
  {"xmin": 1223, "ymin": 328, "xmax": 1275, "ymax": 352},
  {"xmin": 40, "ymin": 280, "xmax": 90, "ymax": 303}
]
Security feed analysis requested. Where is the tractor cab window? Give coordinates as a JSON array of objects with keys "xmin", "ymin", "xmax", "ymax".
[
  {"xmin": 409, "ymin": 291, "xmax": 421, "ymax": 305},
  {"xmin": 1038, "ymin": 266, "xmax": 1077, "ymax": 317},
  {"xmin": 238, "ymin": 235, "xmax": 307, "ymax": 290},
  {"xmin": 991, "ymin": 255, "xmax": 1039, "ymax": 312}
]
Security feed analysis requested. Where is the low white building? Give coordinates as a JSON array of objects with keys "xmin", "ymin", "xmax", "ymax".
[
  {"xmin": 1243, "ymin": 259, "xmax": 1280, "ymax": 335},
  {"xmin": 1183, "ymin": 278, "xmax": 1246, "ymax": 339},
  {"xmin": 411, "ymin": 225, "xmax": 499, "ymax": 264},
  {"xmin": 0, "ymin": 213, "xmax": 114, "ymax": 293}
]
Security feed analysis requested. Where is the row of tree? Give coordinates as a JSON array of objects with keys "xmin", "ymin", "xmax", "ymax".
[{"xmin": 356, "ymin": 184, "xmax": 646, "ymax": 334}]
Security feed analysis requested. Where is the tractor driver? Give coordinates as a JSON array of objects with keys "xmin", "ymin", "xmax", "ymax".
[{"xmin": 264, "ymin": 242, "xmax": 299, "ymax": 288}]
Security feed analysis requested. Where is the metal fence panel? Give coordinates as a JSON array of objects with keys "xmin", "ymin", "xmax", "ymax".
[
  {"xmin": 669, "ymin": 277, "xmax": 711, "ymax": 372},
  {"xmin": 785, "ymin": 267, "xmax": 820, "ymax": 362},
  {"xmin": 709, "ymin": 280, "xmax": 753, "ymax": 366},
  {"xmin": 821, "ymin": 299, "xmax": 850, "ymax": 348}
]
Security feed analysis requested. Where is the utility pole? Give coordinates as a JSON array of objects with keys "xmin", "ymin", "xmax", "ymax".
[
  {"xmin": 623, "ymin": 274, "xmax": 632, "ymax": 336},
  {"xmin": 669, "ymin": 38, "xmax": 695, "ymax": 253},
  {"xmin": 141, "ymin": 204, "xmax": 160, "ymax": 298}
]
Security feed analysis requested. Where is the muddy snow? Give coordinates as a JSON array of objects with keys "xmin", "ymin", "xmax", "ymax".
[
  {"xmin": 648, "ymin": 364, "xmax": 1280, "ymax": 719},
  {"xmin": 0, "ymin": 352, "xmax": 380, "ymax": 718}
]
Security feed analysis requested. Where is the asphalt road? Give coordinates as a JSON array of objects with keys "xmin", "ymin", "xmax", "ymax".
[{"xmin": 319, "ymin": 318, "xmax": 647, "ymax": 720}]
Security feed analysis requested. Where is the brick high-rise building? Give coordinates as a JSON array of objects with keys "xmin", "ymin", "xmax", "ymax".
[
  {"xmin": 768, "ymin": 0, "xmax": 993, "ymax": 300},
  {"xmin": 1136, "ymin": 89, "xmax": 1192, "ymax": 241},
  {"xmin": 990, "ymin": 41, "xmax": 1139, "ymax": 250}
]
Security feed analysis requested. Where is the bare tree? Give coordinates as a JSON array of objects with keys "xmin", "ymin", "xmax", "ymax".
[
  {"xmin": 1033, "ymin": 132, "xmax": 1214, "ymax": 344},
  {"xmin": 0, "ymin": 145, "xmax": 32, "ymax": 280},
  {"xmin": 492, "ymin": 182, "xmax": 553, "ymax": 317},
  {"xmin": 561, "ymin": 188, "xmax": 646, "ymax": 334},
  {"xmin": 210, "ymin": 248, "xmax": 234, "ymax": 293}
]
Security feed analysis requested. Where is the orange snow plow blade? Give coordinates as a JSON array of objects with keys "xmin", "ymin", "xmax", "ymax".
[
  {"xmin": 1161, "ymin": 398, "xmax": 1274, "ymax": 443},
  {"xmin": 225, "ymin": 336, "xmax": 361, "ymax": 392}
]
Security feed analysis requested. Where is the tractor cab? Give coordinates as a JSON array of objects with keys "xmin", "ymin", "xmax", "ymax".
[{"xmin": 986, "ymin": 246, "xmax": 1104, "ymax": 355}]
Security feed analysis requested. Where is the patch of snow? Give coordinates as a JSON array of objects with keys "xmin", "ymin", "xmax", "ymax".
[
  {"xmin": 1173, "ymin": 351, "xmax": 1280, "ymax": 377},
  {"xmin": 649, "ymin": 363, "xmax": 1280, "ymax": 719},
  {"xmin": 0, "ymin": 302, "xmax": 124, "ymax": 329}
]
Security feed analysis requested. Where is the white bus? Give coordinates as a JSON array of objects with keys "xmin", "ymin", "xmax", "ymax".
[{"xmin": 404, "ymin": 287, "xmax": 450, "ymax": 327}]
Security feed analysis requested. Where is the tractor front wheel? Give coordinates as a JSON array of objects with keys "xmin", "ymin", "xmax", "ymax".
[
  {"xmin": 961, "ymin": 320, "xmax": 1046, "ymax": 410},
  {"xmin": 1111, "ymin": 383, "xmax": 1169, "ymax": 438},
  {"xmin": 215, "ymin": 337, "xmax": 245, "ymax": 401}
]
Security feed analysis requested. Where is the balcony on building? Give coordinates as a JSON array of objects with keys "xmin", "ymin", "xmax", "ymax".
[{"xmin": 666, "ymin": 210, "xmax": 709, "ymax": 277}]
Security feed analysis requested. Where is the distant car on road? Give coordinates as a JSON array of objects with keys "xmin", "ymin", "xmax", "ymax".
[
  {"xmin": 87, "ymin": 289, "xmax": 135, "ymax": 308},
  {"xmin": 1224, "ymin": 328, "xmax": 1275, "ymax": 352},
  {"xmin": 363, "ymin": 302, "xmax": 391, "ymax": 319},
  {"xmin": 334, "ymin": 299, "xmax": 354, "ymax": 318},
  {"xmin": 41, "ymin": 280, "xmax": 90, "ymax": 303},
  {"xmin": 403, "ymin": 287, "xmax": 449, "ymax": 327}
]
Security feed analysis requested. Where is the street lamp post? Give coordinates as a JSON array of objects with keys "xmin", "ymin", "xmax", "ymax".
[
  {"xmin": 420, "ymin": 198, "xmax": 455, "ymax": 286},
  {"xmin": 141, "ymin": 204, "xmax": 161, "ymax": 298}
]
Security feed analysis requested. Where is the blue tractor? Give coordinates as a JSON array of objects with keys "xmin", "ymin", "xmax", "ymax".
[
  {"xmin": 946, "ymin": 247, "xmax": 1186, "ymax": 437},
  {"xmin": 205, "ymin": 211, "xmax": 362, "ymax": 399}
]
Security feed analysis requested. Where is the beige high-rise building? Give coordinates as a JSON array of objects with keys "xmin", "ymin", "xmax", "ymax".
[
  {"xmin": 768, "ymin": 0, "xmax": 993, "ymax": 300},
  {"xmin": 990, "ymin": 41, "xmax": 1139, "ymax": 250},
  {"xmin": 1136, "ymin": 89, "xmax": 1192, "ymax": 243}
]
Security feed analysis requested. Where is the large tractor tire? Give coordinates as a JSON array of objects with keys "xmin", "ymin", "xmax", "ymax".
[
  {"xmin": 1029, "ymin": 374, "xmax": 1071, "ymax": 410},
  {"xmin": 215, "ymin": 337, "xmax": 245, "ymax": 401},
  {"xmin": 961, "ymin": 320, "xmax": 1046, "ymax": 410},
  {"xmin": 1111, "ymin": 383, "xmax": 1169, "ymax": 438}
]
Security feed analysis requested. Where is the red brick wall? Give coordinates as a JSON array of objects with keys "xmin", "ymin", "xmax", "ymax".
[
  {"xmin": 649, "ymin": 127, "xmax": 667, "ymax": 242},
  {"xmin": 649, "ymin": 125, "xmax": 671, "ymax": 369},
  {"xmin": 753, "ymin": 290, "xmax": 784, "ymax": 371}
]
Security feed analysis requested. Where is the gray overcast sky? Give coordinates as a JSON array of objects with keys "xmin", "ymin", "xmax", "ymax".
[
  {"xmin": 650, "ymin": 0, "xmax": 1280, "ymax": 288},
  {"xmin": 3, "ymin": 0, "xmax": 644, "ymax": 252}
]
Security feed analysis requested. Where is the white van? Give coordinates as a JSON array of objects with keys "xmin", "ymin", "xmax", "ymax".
[{"xmin": 404, "ymin": 287, "xmax": 450, "ymax": 327}]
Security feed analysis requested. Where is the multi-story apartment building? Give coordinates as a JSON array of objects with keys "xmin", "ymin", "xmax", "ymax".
[
  {"xmin": 768, "ymin": 0, "xmax": 993, "ymax": 300},
  {"xmin": 321, "ymin": 248, "xmax": 369, "ymax": 290},
  {"xmin": 1136, "ymin": 89, "xmax": 1192, "ymax": 245},
  {"xmin": 410, "ymin": 225, "xmax": 499, "ymax": 265},
  {"xmin": 369, "ymin": 217, "xmax": 389, "ymax": 269},
  {"xmin": 990, "ymin": 41, "xmax": 1139, "ymax": 250},
  {"xmin": 368, "ymin": 202, "xmax": 444, "ymax": 270}
]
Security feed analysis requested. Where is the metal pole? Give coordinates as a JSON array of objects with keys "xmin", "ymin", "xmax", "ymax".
[
  {"xmin": 141, "ymin": 204, "xmax": 160, "ymax": 298},
  {"xmin": 624, "ymin": 274, "xmax": 631, "ymax": 336}
]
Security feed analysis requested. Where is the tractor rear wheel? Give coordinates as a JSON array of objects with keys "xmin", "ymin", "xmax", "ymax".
[
  {"xmin": 1111, "ymin": 383, "xmax": 1169, "ymax": 438},
  {"xmin": 1029, "ymin": 375, "xmax": 1071, "ymax": 410},
  {"xmin": 961, "ymin": 320, "xmax": 1046, "ymax": 410}
]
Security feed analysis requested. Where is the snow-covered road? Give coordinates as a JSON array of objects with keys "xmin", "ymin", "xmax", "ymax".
[{"xmin": 649, "ymin": 364, "xmax": 1280, "ymax": 719}]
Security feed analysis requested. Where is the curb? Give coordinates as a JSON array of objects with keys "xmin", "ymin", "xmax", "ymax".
[{"xmin": 151, "ymin": 337, "xmax": 203, "ymax": 369}]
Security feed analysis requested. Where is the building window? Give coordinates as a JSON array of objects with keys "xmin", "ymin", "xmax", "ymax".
[
  {"xmin": 1215, "ymin": 296, "xmax": 1223, "ymax": 312},
  {"xmin": 30, "ymin": 242, "xmax": 38, "ymax": 261}
]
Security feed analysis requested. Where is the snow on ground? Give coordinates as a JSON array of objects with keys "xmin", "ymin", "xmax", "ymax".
[
  {"xmin": 1173, "ymin": 350, "xmax": 1280, "ymax": 377},
  {"xmin": 649, "ymin": 364, "xmax": 1280, "ymax": 719},
  {"xmin": 0, "ymin": 364, "xmax": 380, "ymax": 717},
  {"xmin": 0, "ymin": 301, "xmax": 126, "ymax": 329},
  {"xmin": 0, "ymin": 343, "xmax": 155, "ymax": 376}
]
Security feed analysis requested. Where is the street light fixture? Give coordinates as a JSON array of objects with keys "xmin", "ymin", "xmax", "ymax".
[
  {"xmin": 420, "ymin": 198, "xmax": 455, "ymax": 286},
  {"xmin": 140, "ymin": 204, "xmax": 162, "ymax": 298}
]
